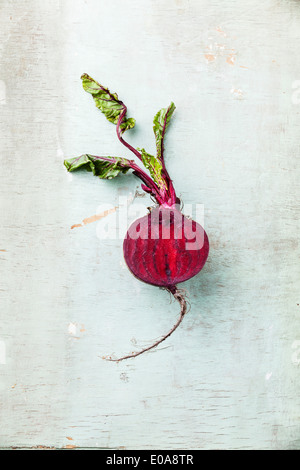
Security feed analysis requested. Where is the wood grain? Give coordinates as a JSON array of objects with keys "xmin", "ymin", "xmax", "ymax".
[{"xmin": 0, "ymin": 0, "xmax": 299, "ymax": 450}]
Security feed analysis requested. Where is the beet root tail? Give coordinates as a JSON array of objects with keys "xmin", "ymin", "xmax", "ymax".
[{"xmin": 103, "ymin": 286, "xmax": 187, "ymax": 362}]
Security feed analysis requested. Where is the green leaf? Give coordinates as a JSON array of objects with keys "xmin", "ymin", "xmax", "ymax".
[
  {"xmin": 81, "ymin": 73, "xmax": 135, "ymax": 132},
  {"xmin": 64, "ymin": 154, "xmax": 133, "ymax": 180},
  {"xmin": 153, "ymin": 102, "xmax": 176, "ymax": 161},
  {"xmin": 138, "ymin": 148, "xmax": 166, "ymax": 189}
]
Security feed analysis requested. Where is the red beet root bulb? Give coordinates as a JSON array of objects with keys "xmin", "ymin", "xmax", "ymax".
[{"xmin": 124, "ymin": 205, "xmax": 209, "ymax": 289}]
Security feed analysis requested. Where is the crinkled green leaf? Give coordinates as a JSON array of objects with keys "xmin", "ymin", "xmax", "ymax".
[
  {"xmin": 153, "ymin": 102, "xmax": 176, "ymax": 161},
  {"xmin": 137, "ymin": 148, "xmax": 166, "ymax": 189},
  {"xmin": 64, "ymin": 154, "xmax": 133, "ymax": 180},
  {"xmin": 81, "ymin": 73, "xmax": 135, "ymax": 132}
]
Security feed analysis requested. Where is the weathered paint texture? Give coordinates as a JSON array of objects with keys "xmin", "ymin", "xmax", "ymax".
[{"xmin": 0, "ymin": 0, "xmax": 300, "ymax": 450}]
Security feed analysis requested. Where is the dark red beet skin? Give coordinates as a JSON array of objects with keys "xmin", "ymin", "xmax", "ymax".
[{"xmin": 123, "ymin": 206, "xmax": 209, "ymax": 289}]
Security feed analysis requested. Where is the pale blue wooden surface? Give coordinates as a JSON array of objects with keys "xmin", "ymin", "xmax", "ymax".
[{"xmin": 0, "ymin": 0, "xmax": 300, "ymax": 449}]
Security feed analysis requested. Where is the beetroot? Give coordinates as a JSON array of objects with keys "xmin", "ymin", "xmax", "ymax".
[
  {"xmin": 64, "ymin": 74, "xmax": 209, "ymax": 361},
  {"xmin": 124, "ymin": 206, "xmax": 209, "ymax": 288}
]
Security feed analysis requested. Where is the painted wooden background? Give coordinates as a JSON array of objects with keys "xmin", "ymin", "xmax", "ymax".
[{"xmin": 0, "ymin": 0, "xmax": 299, "ymax": 450}]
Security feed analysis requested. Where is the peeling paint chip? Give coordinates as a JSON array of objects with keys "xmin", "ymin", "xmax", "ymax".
[
  {"xmin": 226, "ymin": 54, "xmax": 236, "ymax": 65},
  {"xmin": 71, "ymin": 207, "xmax": 118, "ymax": 230},
  {"xmin": 68, "ymin": 323, "xmax": 77, "ymax": 336},
  {"xmin": 204, "ymin": 53, "xmax": 216, "ymax": 62}
]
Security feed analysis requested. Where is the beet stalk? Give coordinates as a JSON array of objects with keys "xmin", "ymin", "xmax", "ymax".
[{"xmin": 64, "ymin": 74, "xmax": 209, "ymax": 361}]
